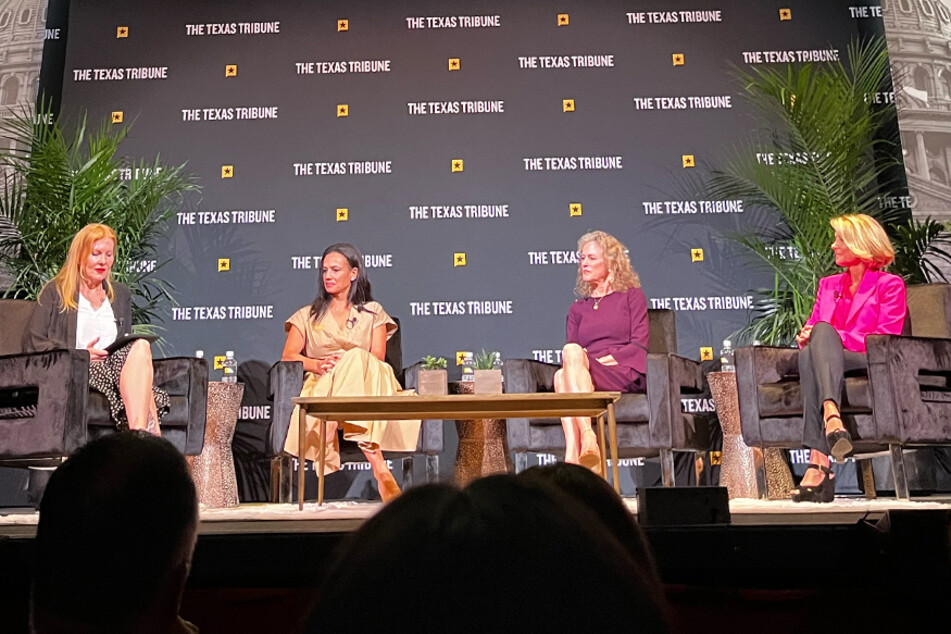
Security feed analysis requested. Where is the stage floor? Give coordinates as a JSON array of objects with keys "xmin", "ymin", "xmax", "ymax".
[{"xmin": 3, "ymin": 495, "xmax": 950, "ymax": 538}]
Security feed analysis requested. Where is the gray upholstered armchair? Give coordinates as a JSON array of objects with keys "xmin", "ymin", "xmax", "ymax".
[
  {"xmin": 266, "ymin": 317, "xmax": 443, "ymax": 503},
  {"xmin": 502, "ymin": 309, "xmax": 708, "ymax": 486},
  {"xmin": 0, "ymin": 298, "xmax": 208, "ymax": 469},
  {"xmin": 735, "ymin": 284, "xmax": 951, "ymax": 499}
]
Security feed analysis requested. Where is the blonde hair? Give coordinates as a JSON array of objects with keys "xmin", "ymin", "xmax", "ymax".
[
  {"xmin": 574, "ymin": 230, "xmax": 641, "ymax": 296},
  {"xmin": 49, "ymin": 223, "xmax": 117, "ymax": 311},
  {"xmin": 830, "ymin": 214, "xmax": 894, "ymax": 269}
]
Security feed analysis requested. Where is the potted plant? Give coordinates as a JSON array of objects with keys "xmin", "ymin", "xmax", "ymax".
[
  {"xmin": 417, "ymin": 355, "xmax": 448, "ymax": 396},
  {"xmin": 473, "ymin": 349, "xmax": 503, "ymax": 394},
  {"xmin": 0, "ymin": 105, "xmax": 199, "ymax": 334},
  {"xmin": 706, "ymin": 38, "xmax": 951, "ymax": 345}
]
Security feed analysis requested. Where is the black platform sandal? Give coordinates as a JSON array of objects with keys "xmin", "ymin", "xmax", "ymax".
[
  {"xmin": 790, "ymin": 464, "xmax": 835, "ymax": 503},
  {"xmin": 824, "ymin": 415, "xmax": 853, "ymax": 462}
]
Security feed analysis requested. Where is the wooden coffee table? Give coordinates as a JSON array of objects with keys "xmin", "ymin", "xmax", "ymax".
[{"xmin": 292, "ymin": 392, "xmax": 622, "ymax": 508}]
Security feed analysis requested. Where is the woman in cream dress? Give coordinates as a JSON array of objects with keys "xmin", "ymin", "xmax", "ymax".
[{"xmin": 282, "ymin": 243, "xmax": 420, "ymax": 502}]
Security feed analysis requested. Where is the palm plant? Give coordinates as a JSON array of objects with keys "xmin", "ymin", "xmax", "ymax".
[
  {"xmin": 0, "ymin": 105, "xmax": 198, "ymax": 328},
  {"xmin": 708, "ymin": 37, "xmax": 951, "ymax": 345}
]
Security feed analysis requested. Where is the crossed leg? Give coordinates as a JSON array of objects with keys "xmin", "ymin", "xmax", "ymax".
[
  {"xmin": 554, "ymin": 343, "xmax": 599, "ymax": 465},
  {"xmin": 119, "ymin": 339, "xmax": 160, "ymax": 436}
]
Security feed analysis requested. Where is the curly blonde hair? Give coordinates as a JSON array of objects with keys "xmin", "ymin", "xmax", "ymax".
[{"xmin": 574, "ymin": 230, "xmax": 640, "ymax": 296}]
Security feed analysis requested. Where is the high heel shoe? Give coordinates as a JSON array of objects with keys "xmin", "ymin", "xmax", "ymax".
[
  {"xmin": 790, "ymin": 464, "xmax": 835, "ymax": 503},
  {"xmin": 578, "ymin": 429, "xmax": 603, "ymax": 476},
  {"xmin": 376, "ymin": 470, "xmax": 401, "ymax": 503},
  {"xmin": 145, "ymin": 412, "xmax": 161, "ymax": 437},
  {"xmin": 824, "ymin": 416, "xmax": 853, "ymax": 462}
]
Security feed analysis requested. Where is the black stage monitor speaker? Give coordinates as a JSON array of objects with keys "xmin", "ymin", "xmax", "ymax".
[{"xmin": 636, "ymin": 486, "xmax": 731, "ymax": 527}]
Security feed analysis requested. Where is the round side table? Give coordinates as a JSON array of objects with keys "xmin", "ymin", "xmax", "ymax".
[
  {"xmin": 707, "ymin": 371, "xmax": 794, "ymax": 500},
  {"xmin": 188, "ymin": 381, "xmax": 244, "ymax": 507},
  {"xmin": 452, "ymin": 381, "xmax": 512, "ymax": 486}
]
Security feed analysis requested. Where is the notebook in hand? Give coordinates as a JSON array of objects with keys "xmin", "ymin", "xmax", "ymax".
[{"xmin": 105, "ymin": 333, "xmax": 159, "ymax": 354}]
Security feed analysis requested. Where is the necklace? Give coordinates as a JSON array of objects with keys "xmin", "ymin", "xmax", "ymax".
[{"xmin": 592, "ymin": 294, "xmax": 609, "ymax": 310}]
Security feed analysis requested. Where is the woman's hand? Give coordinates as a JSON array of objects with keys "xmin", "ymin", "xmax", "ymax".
[
  {"xmin": 317, "ymin": 355, "xmax": 340, "ymax": 375},
  {"xmin": 596, "ymin": 354, "xmax": 618, "ymax": 367},
  {"xmin": 85, "ymin": 337, "xmax": 109, "ymax": 362},
  {"xmin": 795, "ymin": 325, "xmax": 813, "ymax": 347}
]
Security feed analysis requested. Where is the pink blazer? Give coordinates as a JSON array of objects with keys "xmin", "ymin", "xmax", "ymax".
[{"xmin": 803, "ymin": 270, "xmax": 907, "ymax": 353}]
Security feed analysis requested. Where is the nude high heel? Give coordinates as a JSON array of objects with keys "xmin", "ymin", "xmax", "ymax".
[
  {"xmin": 578, "ymin": 428, "xmax": 602, "ymax": 476},
  {"xmin": 376, "ymin": 470, "xmax": 401, "ymax": 503}
]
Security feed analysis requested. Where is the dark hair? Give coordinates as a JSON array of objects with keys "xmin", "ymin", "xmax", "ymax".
[
  {"xmin": 306, "ymin": 475, "xmax": 669, "ymax": 632},
  {"xmin": 309, "ymin": 242, "xmax": 374, "ymax": 322},
  {"xmin": 518, "ymin": 462, "xmax": 661, "ymax": 585},
  {"xmin": 31, "ymin": 432, "xmax": 198, "ymax": 631}
]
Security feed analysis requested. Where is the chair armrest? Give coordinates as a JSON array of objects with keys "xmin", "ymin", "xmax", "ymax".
[
  {"xmin": 402, "ymin": 361, "xmax": 423, "ymax": 391},
  {"xmin": 0, "ymin": 349, "xmax": 89, "ymax": 459},
  {"xmin": 501, "ymin": 359, "xmax": 559, "ymax": 453},
  {"xmin": 400, "ymin": 361, "xmax": 443, "ymax": 453},
  {"xmin": 646, "ymin": 353, "xmax": 704, "ymax": 449},
  {"xmin": 153, "ymin": 357, "xmax": 209, "ymax": 455},
  {"xmin": 267, "ymin": 360, "xmax": 304, "ymax": 457},
  {"xmin": 867, "ymin": 335, "xmax": 951, "ymax": 443},
  {"xmin": 735, "ymin": 346, "xmax": 799, "ymax": 447},
  {"xmin": 502, "ymin": 358, "xmax": 558, "ymax": 393}
]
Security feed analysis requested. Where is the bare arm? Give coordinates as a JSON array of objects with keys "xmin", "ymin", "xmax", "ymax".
[
  {"xmin": 281, "ymin": 324, "xmax": 330, "ymax": 374},
  {"xmin": 369, "ymin": 324, "xmax": 387, "ymax": 361}
]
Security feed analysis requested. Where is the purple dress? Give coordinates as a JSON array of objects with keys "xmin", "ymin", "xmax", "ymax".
[{"xmin": 566, "ymin": 287, "xmax": 649, "ymax": 393}]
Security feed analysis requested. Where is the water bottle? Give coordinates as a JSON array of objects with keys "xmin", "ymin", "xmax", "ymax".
[
  {"xmin": 492, "ymin": 352, "xmax": 504, "ymax": 383},
  {"xmin": 461, "ymin": 352, "xmax": 475, "ymax": 382},
  {"xmin": 719, "ymin": 339, "xmax": 735, "ymax": 372},
  {"xmin": 222, "ymin": 350, "xmax": 238, "ymax": 383}
]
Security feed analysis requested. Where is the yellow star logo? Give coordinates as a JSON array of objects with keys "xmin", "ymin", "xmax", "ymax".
[
  {"xmin": 111, "ymin": 111, "xmax": 123, "ymax": 124},
  {"xmin": 221, "ymin": 165, "xmax": 234, "ymax": 179},
  {"xmin": 710, "ymin": 451, "xmax": 723, "ymax": 465},
  {"xmin": 449, "ymin": 58, "xmax": 461, "ymax": 71},
  {"xmin": 779, "ymin": 8, "xmax": 792, "ymax": 21},
  {"xmin": 214, "ymin": 355, "xmax": 226, "ymax": 370},
  {"xmin": 563, "ymin": 99, "xmax": 575, "ymax": 112},
  {"xmin": 456, "ymin": 351, "xmax": 470, "ymax": 366},
  {"xmin": 451, "ymin": 159, "xmax": 464, "ymax": 173},
  {"xmin": 558, "ymin": 14, "xmax": 569, "ymax": 26},
  {"xmin": 682, "ymin": 154, "xmax": 696, "ymax": 168},
  {"xmin": 454, "ymin": 253, "xmax": 467, "ymax": 267},
  {"xmin": 691, "ymin": 248, "xmax": 704, "ymax": 262},
  {"xmin": 700, "ymin": 347, "xmax": 714, "ymax": 361},
  {"xmin": 217, "ymin": 258, "xmax": 230, "ymax": 272},
  {"xmin": 569, "ymin": 203, "xmax": 582, "ymax": 217},
  {"xmin": 337, "ymin": 104, "xmax": 349, "ymax": 117},
  {"xmin": 672, "ymin": 53, "xmax": 685, "ymax": 66},
  {"xmin": 225, "ymin": 64, "xmax": 238, "ymax": 77},
  {"xmin": 116, "ymin": 26, "xmax": 129, "ymax": 38},
  {"xmin": 336, "ymin": 208, "xmax": 349, "ymax": 222},
  {"xmin": 338, "ymin": 19, "xmax": 349, "ymax": 32}
]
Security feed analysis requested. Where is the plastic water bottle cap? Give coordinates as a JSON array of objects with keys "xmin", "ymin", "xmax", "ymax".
[{"xmin": 225, "ymin": 350, "xmax": 234, "ymax": 358}]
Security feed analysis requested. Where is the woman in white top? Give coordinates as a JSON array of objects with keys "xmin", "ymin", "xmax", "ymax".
[{"xmin": 23, "ymin": 223, "xmax": 168, "ymax": 434}]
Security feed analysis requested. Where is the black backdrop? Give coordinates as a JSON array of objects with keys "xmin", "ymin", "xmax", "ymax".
[{"xmin": 43, "ymin": 0, "xmax": 891, "ymax": 498}]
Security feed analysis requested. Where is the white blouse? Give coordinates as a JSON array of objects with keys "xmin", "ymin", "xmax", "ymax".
[{"xmin": 76, "ymin": 294, "xmax": 118, "ymax": 351}]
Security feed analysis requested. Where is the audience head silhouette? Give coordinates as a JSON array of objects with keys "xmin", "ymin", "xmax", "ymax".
[
  {"xmin": 31, "ymin": 431, "xmax": 199, "ymax": 634},
  {"xmin": 306, "ymin": 474, "xmax": 668, "ymax": 632},
  {"xmin": 518, "ymin": 462, "xmax": 661, "ymax": 585}
]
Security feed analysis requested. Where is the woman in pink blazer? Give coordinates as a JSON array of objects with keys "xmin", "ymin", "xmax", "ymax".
[{"xmin": 791, "ymin": 214, "xmax": 907, "ymax": 503}]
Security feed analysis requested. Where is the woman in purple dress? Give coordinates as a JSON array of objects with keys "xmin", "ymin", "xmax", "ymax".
[{"xmin": 555, "ymin": 231, "xmax": 649, "ymax": 473}]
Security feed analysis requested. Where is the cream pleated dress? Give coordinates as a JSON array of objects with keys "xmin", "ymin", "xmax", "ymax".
[{"xmin": 282, "ymin": 301, "xmax": 421, "ymax": 474}]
